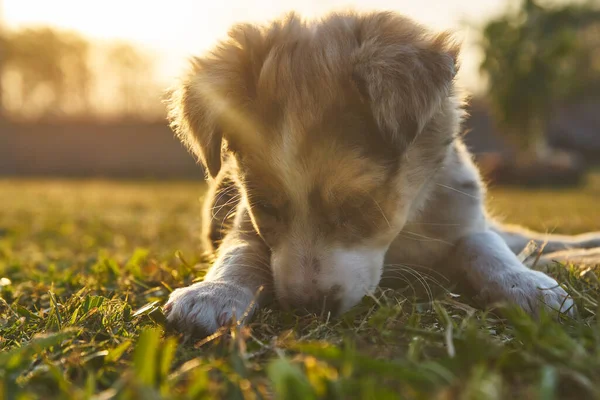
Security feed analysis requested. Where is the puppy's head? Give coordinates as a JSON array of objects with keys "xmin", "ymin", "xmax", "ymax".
[{"xmin": 168, "ymin": 11, "xmax": 463, "ymax": 314}]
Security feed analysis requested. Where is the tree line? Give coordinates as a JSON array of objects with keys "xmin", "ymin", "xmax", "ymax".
[{"xmin": 0, "ymin": 26, "xmax": 164, "ymax": 121}]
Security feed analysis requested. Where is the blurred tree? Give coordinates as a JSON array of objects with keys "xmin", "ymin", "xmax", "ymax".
[
  {"xmin": 479, "ymin": 0, "xmax": 600, "ymax": 153},
  {"xmin": 104, "ymin": 42, "xmax": 163, "ymax": 119},
  {"xmin": 1, "ymin": 25, "xmax": 162, "ymax": 120},
  {"xmin": 2, "ymin": 27, "xmax": 91, "ymax": 118},
  {"xmin": 0, "ymin": 34, "xmax": 5, "ymax": 119},
  {"xmin": 0, "ymin": 0, "xmax": 5, "ymax": 119}
]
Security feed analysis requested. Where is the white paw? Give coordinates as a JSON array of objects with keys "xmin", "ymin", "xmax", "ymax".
[
  {"xmin": 163, "ymin": 281, "xmax": 256, "ymax": 338},
  {"xmin": 480, "ymin": 269, "xmax": 575, "ymax": 317}
]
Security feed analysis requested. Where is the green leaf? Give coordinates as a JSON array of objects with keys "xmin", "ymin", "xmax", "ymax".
[
  {"xmin": 82, "ymin": 295, "xmax": 106, "ymax": 314},
  {"xmin": 48, "ymin": 291, "xmax": 63, "ymax": 330},
  {"xmin": 133, "ymin": 328, "xmax": 161, "ymax": 387},
  {"xmin": 126, "ymin": 248, "xmax": 149, "ymax": 278},
  {"xmin": 267, "ymin": 358, "xmax": 316, "ymax": 400},
  {"xmin": 539, "ymin": 366, "xmax": 557, "ymax": 400},
  {"xmin": 159, "ymin": 337, "xmax": 178, "ymax": 395},
  {"xmin": 106, "ymin": 340, "xmax": 132, "ymax": 363},
  {"xmin": 14, "ymin": 304, "xmax": 42, "ymax": 320}
]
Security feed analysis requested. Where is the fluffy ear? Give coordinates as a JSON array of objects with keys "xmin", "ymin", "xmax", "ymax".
[
  {"xmin": 352, "ymin": 12, "xmax": 460, "ymax": 147},
  {"xmin": 167, "ymin": 75, "xmax": 223, "ymax": 178},
  {"xmin": 166, "ymin": 23, "xmax": 270, "ymax": 178}
]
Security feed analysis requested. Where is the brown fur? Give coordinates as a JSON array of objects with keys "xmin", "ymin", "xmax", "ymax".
[
  {"xmin": 168, "ymin": 10, "xmax": 461, "ymax": 256},
  {"xmin": 163, "ymin": 10, "xmax": 598, "ymax": 338},
  {"xmin": 167, "ymin": 11, "xmax": 460, "ymax": 178}
]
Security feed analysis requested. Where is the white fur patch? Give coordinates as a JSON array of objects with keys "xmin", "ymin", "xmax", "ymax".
[
  {"xmin": 481, "ymin": 268, "xmax": 575, "ymax": 316},
  {"xmin": 323, "ymin": 246, "xmax": 387, "ymax": 312},
  {"xmin": 272, "ymin": 247, "xmax": 386, "ymax": 312}
]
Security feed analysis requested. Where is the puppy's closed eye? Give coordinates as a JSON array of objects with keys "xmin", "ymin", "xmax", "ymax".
[
  {"xmin": 338, "ymin": 197, "xmax": 368, "ymax": 223},
  {"xmin": 319, "ymin": 196, "xmax": 372, "ymax": 234},
  {"xmin": 253, "ymin": 201, "xmax": 280, "ymax": 220}
]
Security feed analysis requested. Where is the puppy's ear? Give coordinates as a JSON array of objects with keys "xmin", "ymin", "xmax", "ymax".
[
  {"xmin": 167, "ymin": 23, "xmax": 270, "ymax": 178},
  {"xmin": 167, "ymin": 74, "xmax": 223, "ymax": 178},
  {"xmin": 352, "ymin": 12, "xmax": 460, "ymax": 147}
]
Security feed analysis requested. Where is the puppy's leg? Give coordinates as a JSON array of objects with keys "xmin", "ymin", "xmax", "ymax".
[
  {"xmin": 492, "ymin": 223, "xmax": 600, "ymax": 254},
  {"xmin": 448, "ymin": 230, "xmax": 575, "ymax": 317},
  {"xmin": 165, "ymin": 216, "xmax": 272, "ymax": 338}
]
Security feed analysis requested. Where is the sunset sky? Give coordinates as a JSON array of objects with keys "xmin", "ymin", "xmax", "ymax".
[{"xmin": 2, "ymin": 0, "xmax": 519, "ymax": 92}]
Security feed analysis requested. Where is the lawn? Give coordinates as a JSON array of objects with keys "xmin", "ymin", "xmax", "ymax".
[{"xmin": 1, "ymin": 175, "xmax": 599, "ymax": 399}]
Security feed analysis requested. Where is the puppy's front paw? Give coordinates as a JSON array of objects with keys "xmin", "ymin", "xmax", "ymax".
[
  {"xmin": 164, "ymin": 281, "xmax": 256, "ymax": 338},
  {"xmin": 480, "ymin": 270, "xmax": 575, "ymax": 317}
]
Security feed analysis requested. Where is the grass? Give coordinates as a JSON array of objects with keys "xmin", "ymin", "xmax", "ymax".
[{"xmin": 1, "ymin": 175, "xmax": 599, "ymax": 399}]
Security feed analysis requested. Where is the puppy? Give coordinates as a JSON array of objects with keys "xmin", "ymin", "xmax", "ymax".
[{"xmin": 164, "ymin": 10, "xmax": 600, "ymax": 337}]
